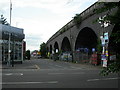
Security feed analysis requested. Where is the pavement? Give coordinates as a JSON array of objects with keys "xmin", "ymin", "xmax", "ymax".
[
  {"xmin": 0, "ymin": 59, "xmax": 102, "ymax": 70},
  {"xmin": 1, "ymin": 60, "xmax": 38, "ymax": 69}
]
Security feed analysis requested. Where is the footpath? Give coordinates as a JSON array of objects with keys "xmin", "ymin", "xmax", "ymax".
[
  {"xmin": 50, "ymin": 59, "xmax": 102, "ymax": 70},
  {"xmin": 0, "ymin": 60, "xmax": 37, "ymax": 69}
]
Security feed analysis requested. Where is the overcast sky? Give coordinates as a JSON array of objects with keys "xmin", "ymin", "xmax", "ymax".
[{"xmin": 0, "ymin": 0, "xmax": 98, "ymax": 51}]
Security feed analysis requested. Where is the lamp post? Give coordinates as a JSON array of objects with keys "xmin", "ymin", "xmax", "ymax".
[{"xmin": 8, "ymin": 0, "xmax": 12, "ymax": 66}]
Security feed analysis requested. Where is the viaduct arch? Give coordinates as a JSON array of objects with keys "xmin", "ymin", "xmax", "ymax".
[
  {"xmin": 75, "ymin": 27, "xmax": 98, "ymax": 52},
  {"xmin": 61, "ymin": 37, "xmax": 71, "ymax": 52},
  {"xmin": 46, "ymin": 2, "xmax": 116, "ymax": 62}
]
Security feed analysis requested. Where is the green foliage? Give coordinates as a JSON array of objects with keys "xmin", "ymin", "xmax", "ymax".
[
  {"xmin": 40, "ymin": 42, "xmax": 47, "ymax": 58},
  {"xmin": 111, "ymin": 30, "xmax": 120, "ymax": 43},
  {"xmin": 100, "ymin": 60, "xmax": 120, "ymax": 76},
  {"xmin": 0, "ymin": 15, "xmax": 9, "ymax": 25},
  {"xmin": 97, "ymin": 39, "xmax": 102, "ymax": 53},
  {"xmin": 60, "ymin": 28, "xmax": 66, "ymax": 34},
  {"xmin": 94, "ymin": 2, "xmax": 119, "ymax": 14},
  {"xmin": 94, "ymin": 2, "xmax": 120, "ymax": 76},
  {"xmin": 94, "ymin": 2, "xmax": 120, "ymax": 25},
  {"xmin": 73, "ymin": 14, "xmax": 82, "ymax": 28}
]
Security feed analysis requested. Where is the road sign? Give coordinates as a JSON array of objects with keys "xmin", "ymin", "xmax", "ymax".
[
  {"xmin": 104, "ymin": 32, "xmax": 108, "ymax": 40},
  {"xmin": 106, "ymin": 50, "xmax": 108, "ymax": 56},
  {"xmin": 100, "ymin": 36, "xmax": 105, "ymax": 46},
  {"xmin": 103, "ymin": 60, "xmax": 107, "ymax": 67},
  {"xmin": 101, "ymin": 54, "xmax": 106, "ymax": 60}
]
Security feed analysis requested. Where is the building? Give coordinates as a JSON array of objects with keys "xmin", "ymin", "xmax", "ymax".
[
  {"xmin": 23, "ymin": 41, "xmax": 26, "ymax": 60},
  {"xmin": 0, "ymin": 24, "xmax": 25, "ymax": 63}
]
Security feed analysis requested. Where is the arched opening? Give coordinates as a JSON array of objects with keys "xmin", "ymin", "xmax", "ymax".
[
  {"xmin": 75, "ymin": 27, "xmax": 98, "ymax": 62},
  {"xmin": 109, "ymin": 24, "xmax": 120, "ymax": 60},
  {"xmin": 61, "ymin": 37, "xmax": 71, "ymax": 52},
  {"xmin": 75, "ymin": 27, "xmax": 98, "ymax": 51},
  {"xmin": 54, "ymin": 42, "xmax": 59, "ymax": 53},
  {"xmin": 50, "ymin": 45, "xmax": 52, "ymax": 54},
  {"xmin": 46, "ymin": 47, "xmax": 49, "ymax": 53},
  {"xmin": 60, "ymin": 37, "xmax": 72, "ymax": 61}
]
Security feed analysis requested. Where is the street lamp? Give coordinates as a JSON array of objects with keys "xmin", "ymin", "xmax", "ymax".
[{"xmin": 7, "ymin": 0, "xmax": 12, "ymax": 66}]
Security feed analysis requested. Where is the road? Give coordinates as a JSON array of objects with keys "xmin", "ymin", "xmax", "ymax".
[{"xmin": 1, "ymin": 59, "xmax": 119, "ymax": 89}]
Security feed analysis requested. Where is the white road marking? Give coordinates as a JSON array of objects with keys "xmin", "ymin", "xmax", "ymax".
[
  {"xmin": 35, "ymin": 65, "xmax": 40, "ymax": 70},
  {"xmin": 70, "ymin": 66, "xmax": 83, "ymax": 69},
  {"xmin": 3, "ymin": 73, "xmax": 23, "ymax": 76},
  {"xmin": 55, "ymin": 65, "xmax": 63, "ymax": 68},
  {"xmin": 48, "ymin": 73, "xmax": 64, "ymax": 75},
  {"xmin": 48, "ymin": 72, "xmax": 85, "ymax": 75},
  {"xmin": 87, "ymin": 77, "xmax": 119, "ymax": 82},
  {"xmin": 2, "ymin": 81, "xmax": 58, "ymax": 85}
]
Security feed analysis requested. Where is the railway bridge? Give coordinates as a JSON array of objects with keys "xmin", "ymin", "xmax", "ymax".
[{"xmin": 46, "ymin": 2, "xmax": 118, "ymax": 63}]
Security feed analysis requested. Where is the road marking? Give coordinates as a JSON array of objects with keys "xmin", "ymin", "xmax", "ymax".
[
  {"xmin": 2, "ymin": 81, "xmax": 58, "ymax": 85},
  {"xmin": 55, "ymin": 65, "xmax": 68, "ymax": 69},
  {"xmin": 35, "ymin": 65, "xmax": 40, "ymax": 70},
  {"xmin": 70, "ymin": 66, "xmax": 80, "ymax": 69},
  {"xmin": 3, "ymin": 73, "xmax": 23, "ymax": 76},
  {"xmin": 48, "ymin": 72, "xmax": 85, "ymax": 75},
  {"xmin": 48, "ymin": 73, "xmax": 64, "ymax": 75},
  {"xmin": 55, "ymin": 65, "xmax": 63, "ymax": 68},
  {"xmin": 87, "ymin": 77, "xmax": 119, "ymax": 82}
]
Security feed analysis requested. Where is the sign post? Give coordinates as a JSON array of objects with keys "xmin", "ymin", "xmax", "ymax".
[{"xmin": 99, "ymin": 15, "xmax": 110, "ymax": 67}]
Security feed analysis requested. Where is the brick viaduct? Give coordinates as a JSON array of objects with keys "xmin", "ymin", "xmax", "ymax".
[{"xmin": 46, "ymin": 2, "xmax": 117, "ymax": 62}]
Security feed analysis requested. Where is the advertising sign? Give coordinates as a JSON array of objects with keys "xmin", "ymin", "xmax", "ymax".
[
  {"xmin": 100, "ymin": 36, "xmax": 105, "ymax": 46},
  {"xmin": 104, "ymin": 32, "xmax": 108, "ymax": 40},
  {"xmin": 103, "ymin": 60, "xmax": 107, "ymax": 67},
  {"xmin": 101, "ymin": 54, "xmax": 106, "ymax": 60},
  {"xmin": 106, "ymin": 50, "xmax": 108, "ymax": 57},
  {"xmin": 104, "ymin": 32, "xmax": 109, "ymax": 43}
]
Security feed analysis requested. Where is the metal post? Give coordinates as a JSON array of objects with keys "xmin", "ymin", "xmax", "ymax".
[
  {"xmin": 7, "ymin": 0, "xmax": 12, "ymax": 66},
  {"xmin": 21, "ymin": 40, "xmax": 23, "ymax": 62},
  {"xmin": 10, "ymin": 0, "xmax": 12, "ymax": 25},
  {"xmin": 8, "ymin": 33, "xmax": 11, "ymax": 66},
  {"xmin": 70, "ymin": 28, "xmax": 73, "ymax": 62}
]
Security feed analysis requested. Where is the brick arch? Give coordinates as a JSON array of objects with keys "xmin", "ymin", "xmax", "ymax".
[
  {"xmin": 49, "ymin": 44, "xmax": 52, "ymax": 54},
  {"xmin": 54, "ymin": 41, "xmax": 59, "ymax": 53},
  {"xmin": 75, "ymin": 27, "xmax": 98, "ymax": 53},
  {"xmin": 61, "ymin": 37, "xmax": 71, "ymax": 52}
]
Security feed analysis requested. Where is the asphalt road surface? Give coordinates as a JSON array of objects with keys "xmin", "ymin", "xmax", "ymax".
[{"xmin": 1, "ymin": 59, "xmax": 119, "ymax": 89}]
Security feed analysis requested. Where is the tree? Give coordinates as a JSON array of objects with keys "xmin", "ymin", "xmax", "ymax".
[
  {"xmin": 94, "ymin": 2, "xmax": 120, "ymax": 76},
  {"xmin": 0, "ymin": 15, "xmax": 9, "ymax": 25},
  {"xmin": 40, "ymin": 42, "xmax": 47, "ymax": 58}
]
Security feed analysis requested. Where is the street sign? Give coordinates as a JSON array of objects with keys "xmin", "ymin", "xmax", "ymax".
[
  {"xmin": 105, "ymin": 50, "xmax": 108, "ymax": 57},
  {"xmin": 92, "ymin": 48, "xmax": 95, "ymax": 52},
  {"xmin": 104, "ymin": 32, "xmax": 109, "ymax": 43},
  {"xmin": 103, "ymin": 60, "xmax": 107, "ymax": 67},
  {"xmin": 100, "ymin": 36, "xmax": 105, "ymax": 46},
  {"xmin": 101, "ymin": 54, "xmax": 106, "ymax": 60},
  {"xmin": 104, "ymin": 32, "xmax": 108, "ymax": 40}
]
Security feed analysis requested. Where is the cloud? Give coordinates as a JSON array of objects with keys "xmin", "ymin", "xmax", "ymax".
[
  {"xmin": 25, "ymin": 33, "xmax": 43, "ymax": 51},
  {"xmin": 0, "ymin": 0, "xmax": 98, "ymax": 51}
]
